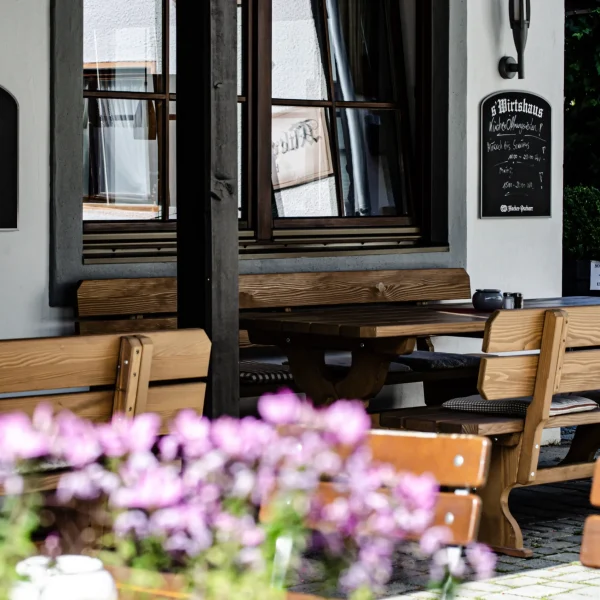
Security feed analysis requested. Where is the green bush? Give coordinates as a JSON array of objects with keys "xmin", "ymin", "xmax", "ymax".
[{"xmin": 564, "ymin": 186, "xmax": 600, "ymax": 260}]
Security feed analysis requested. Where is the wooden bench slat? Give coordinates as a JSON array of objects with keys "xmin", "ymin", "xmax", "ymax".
[
  {"xmin": 483, "ymin": 305, "xmax": 600, "ymax": 353},
  {"xmin": 479, "ymin": 355, "xmax": 538, "ymax": 400},
  {"xmin": 480, "ymin": 350, "xmax": 600, "ymax": 400},
  {"xmin": 0, "ymin": 383, "xmax": 206, "ymax": 434},
  {"xmin": 310, "ymin": 483, "xmax": 481, "ymax": 546},
  {"xmin": 534, "ymin": 463, "xmax": 596, "ymax": 485},
  {"xmin": 560, "ymin": 350, "xmax": 600, "ymax": 394},
  {"xmin": 78, "ymin": 278, "xmax": 177, "ymax": 317},
  {"xmin": 365, "ymin": 431, "xmax": 490, "ymax": 488},
  {"xmin": 239, "ymin": 269, "xmax": 471, "ymax": 310},
  {"xmin": 0, "ymin": 330, "xmax": 210, "ymax": 394},
  {"xmin": 78, "ymin": 317, "xmax": 178, "ymax": 335},
  {"xmin": 381, "ymin": 407, "xmax": 600, "ymax": 437}
]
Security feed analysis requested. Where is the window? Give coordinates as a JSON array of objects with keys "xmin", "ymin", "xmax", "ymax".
[
  {"xmin": 83, "ymin": 0, "xmax": 434, "ymax": 257},
  {"xmin": 51, "ymin": 0, "xmax": 446, "ymax": 304},
  {"xmin": 82, "ymin": 0, "xmax": 177, "ymax": 261},
  {"xmin": 238, "ymin": 0, "xmax": 437, "ymax": 255}
]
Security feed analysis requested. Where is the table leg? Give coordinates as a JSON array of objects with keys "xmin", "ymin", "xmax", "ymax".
[{"xmin": 285, "ymin": 341, "xmax": 414, "ymax": 406}]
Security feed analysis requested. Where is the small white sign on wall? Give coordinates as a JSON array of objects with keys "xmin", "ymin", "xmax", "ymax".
[{"xmin": 591, "ymin": 261, "xmax": 600, "ymax": 291}]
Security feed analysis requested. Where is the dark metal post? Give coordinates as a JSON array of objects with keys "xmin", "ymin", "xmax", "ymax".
[{"xmin": 177, "ymin": 0, "xmax": 239, "ymax": 418}]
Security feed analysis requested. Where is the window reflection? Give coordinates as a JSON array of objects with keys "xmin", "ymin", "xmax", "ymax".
[{"xmin": 83, "ymin": 98, "xmax": 160, "ymax": 221}]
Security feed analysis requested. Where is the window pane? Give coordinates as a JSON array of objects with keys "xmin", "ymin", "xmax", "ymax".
[
  {"xmin": 84, "ymin": 0, "xmax": 162, "ymax": 93},
  {"xmin": 238, "ymin": 2, "xmax": 243, "ymax": 96},
  {"xmin": 238, "ymin": 103, "xmax": 244, "ymax": 220},
  {"xmin": 272, "ymin": 0, "xmax": 329, "ymax": 101},
  {"xmin": 169, "ymin": 0, "xmax": 177, "ymax": 92},
  {"xmin": 337, "ymin": 108, "xmax": 409, "ymax": 217},
  {"xmin": 83, "ymin": 98, "xmax": 160, "ymax": 221},
  {"xmin": 329, "ymin": 0, "xmax": 397, "ymax": 102},
  {"xmin": 272, "ymin": 106, "xmax": 338, "ymax": 217},
  {"xmin": 169, "ymin": 101, "xmax": 177, "ymax": 219}
]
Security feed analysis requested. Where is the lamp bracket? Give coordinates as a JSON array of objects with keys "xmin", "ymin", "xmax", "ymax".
[{"xmin": 499, "ymin": 56, "xmax": 518, "ymax": 79}]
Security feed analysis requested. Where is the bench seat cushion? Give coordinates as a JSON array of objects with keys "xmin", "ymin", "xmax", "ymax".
[
  {"xmin": 443, "ymin": 394, "xmax": 599, "ymax": 417},
  {"xmin": 393, "ymin": 351, "xmax": 481, "ymax": 371},
  {"xmin": 239, "ymin": 361, "xmax": 294, "ymax": 385}
]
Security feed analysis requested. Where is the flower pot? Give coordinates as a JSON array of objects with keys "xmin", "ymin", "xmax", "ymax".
[
  {"xmin": 12, "ymin": 555, "xmax": 117, "ymax": 600},
  {"xmin": 105, "ymin": 566, "xmax": 331, "ymax": 600}
]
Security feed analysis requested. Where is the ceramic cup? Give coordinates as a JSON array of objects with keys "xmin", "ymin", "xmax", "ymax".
[
  {"xmin": 13, "ymin": 555, "xmax": 117, "ymax": 600},
  {"xmin": 472, "ymin": 289, "xmax": 504, "ymax": 312}
]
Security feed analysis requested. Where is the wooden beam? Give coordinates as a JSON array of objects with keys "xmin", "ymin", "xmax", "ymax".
[{"xmin": 176, "ymin": 0, "xmax": 239, "ymax": 417}]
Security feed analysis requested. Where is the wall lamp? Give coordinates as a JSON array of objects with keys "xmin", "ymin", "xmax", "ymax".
[{"xmin": 499, "ymin": 0, "xmax": 531, "ymax": 79}]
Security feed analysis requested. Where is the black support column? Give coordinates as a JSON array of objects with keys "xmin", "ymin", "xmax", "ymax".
[{"xmin": 177, "ymin": 0, "xmax": 239, "ymax": 418}]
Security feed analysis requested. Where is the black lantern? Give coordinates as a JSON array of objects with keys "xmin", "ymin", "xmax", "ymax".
[{"xmin": 499, "ymin": 0, "xmax": 531, "ymax": 79}]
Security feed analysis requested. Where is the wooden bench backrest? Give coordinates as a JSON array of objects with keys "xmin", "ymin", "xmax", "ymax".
[
  {"xmin": 479, "ymin": 306, "xmax": 600, "ymax": 484},
  {"xmin": 262, "ymin": 430, "xmax": 490, "ymax": 547},
  {"xmin": 76, "ymin": 270, "xmax": 471, "ymax": 336},
  {"xmin": 0, "ymin": 329, "xmax": 210, "ymax": 431},
  {"xmin": 581, "ymin": 459, "xmax": 600, "ymax": 568}
]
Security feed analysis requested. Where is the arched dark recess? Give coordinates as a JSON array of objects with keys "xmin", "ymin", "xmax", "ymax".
[{"xmin": 0, "ymin": 86, "xmax": 17, "ymax": 229}]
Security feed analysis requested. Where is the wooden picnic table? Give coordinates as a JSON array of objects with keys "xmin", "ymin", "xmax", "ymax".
[{"xmin": 240, "ymin": 296, "xmax": 600, "ymax": 405}]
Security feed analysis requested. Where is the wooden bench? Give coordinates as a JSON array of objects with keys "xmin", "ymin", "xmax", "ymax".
[
  {"xmin": 76, "ymin": 270, "xmax": 480, "ymax": 403},
  {"xmin": 0, "ymin": 329, "xmax": 210, "ymax": 496},
  {"xmin": 381, "ymin": 307, "xmax": 600, "ymax": 557},
  {"xmin": 261, "ymin": 429, "xmax": 491, "ymax": 563},
  {"xmin": 581, "ymin": 459, "xmax": 600, "ymax": 568}
]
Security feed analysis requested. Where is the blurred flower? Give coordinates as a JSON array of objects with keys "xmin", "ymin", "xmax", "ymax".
[
  {"xmin": 0, "ymin": 413, "xmax": 50, "ymax": 462},
  {"xmin": 3, "ymin": 475, "xmax": 24, "ymax": 496},
  {"xmin": 323, "ymin": 401, "xmax": 370, "ymax": 447},
  {"xmin": 57, "ymin": 467, "xmax": 102, "ymax": 503},
  {"xmin": 97, "ymin": 413, "xmax": 160, "ymax": 457},
  {"xmin": 466, "ymin": 543, "xmax": 496, "ymax": 581},
  {"xmin": 420, "ymin": 526, "xmax": 453, "ymax": 556},
  {"xmin": 258, "ymin": 390, "xmax": 303, "ymax": 425},
  {"xmin": 394, "ymin": 472, "xmax": 439, "ymax": 513},
  {"xmin": 54, "ymin": 412, "xmax": 102, "ymax": 468},
  {"xmin": 112, "ymin": 462, "xmax": 183, "ymax": 510},
  {"xmin": 114, "ymin": 510, "xmax": 149, "ymax": 538},
  {"xmin": 167, "ymin": 410, "xmax": 212, "ymax": 459}
]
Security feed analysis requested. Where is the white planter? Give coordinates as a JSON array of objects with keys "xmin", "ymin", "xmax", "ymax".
[{"xmin": 11, "ymin": 555, "xmax": 117, "ymax": 600}]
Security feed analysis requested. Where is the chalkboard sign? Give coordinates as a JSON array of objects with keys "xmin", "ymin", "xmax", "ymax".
[
  {"xmin": 0, "ymin": 86, "xmax": 18, "ymax": 230},
  {"xmin": 481, "ymin": 91, "xmax": 551, "ymax": 218}
]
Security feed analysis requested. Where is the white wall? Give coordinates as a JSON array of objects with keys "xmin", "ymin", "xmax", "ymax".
[
  {"xmin": 0, "ymin": 0, "xmax": 70, "ymax": 340},
  {"xmin": 465, "ymin": 0, "xmax": 564, "ymax": 297}
]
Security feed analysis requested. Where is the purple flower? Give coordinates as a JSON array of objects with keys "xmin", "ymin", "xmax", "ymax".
[
  {"xmin": 0, "ymin": 413, "xmax": 50, "ymax": 462},
  {"xmin": 112, "ymin": 462, "xmax": 183, "ymax": 510},
  {"xmin": 168, "ymin": 410, "xmax": 212, "ymax": 459},
  {"xmin": 97, "ymin": 413, "xmax": 160, "ymax": 457},
  {"xmin": 466, "ymin": 543, "xmax": 496, "ymax": 581},
  {"xmin": 394, "ymin": 472, "xmax": 439, "ymax": 513},
  {"xmin": 420, "ymin": 526, "xmax": 453, "ymax": 555},
  {"xmin": 323, "ymin": 401, "xmax": 370, "ymax": 447},
  {"xmin": 55, "ymin": 412, "xmax": 102, "ymax": 467},
  {"xmin": 57, "ymin": 468, "xmax": 102, "ymax": 503},
  {"xmin": 32, "ymin": 403, "xmax": 55, "ymax": 434},
  {"xmin": 258, "ymin": 390, "xmax": 303, "ymax": 425},
  {"xmin": 211, "ymin": 417, "xmax": 243, "ymax": 457},
  {"xmin": 3, "ymin": 475, "xmax": 24, "ymax": 496},
  {"xmin": 114, "ymin": 510, "xmax": 149, "ymax": 538}
]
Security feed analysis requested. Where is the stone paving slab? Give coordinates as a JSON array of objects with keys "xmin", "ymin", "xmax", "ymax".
[{"xmin": 396, "ymin": 563, "xmax": 600, "ymax": 599}]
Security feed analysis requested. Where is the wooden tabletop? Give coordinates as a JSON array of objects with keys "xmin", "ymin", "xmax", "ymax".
[{"xmin": 240, "ymin": 297, "xmax": 600, "ymax": 340}]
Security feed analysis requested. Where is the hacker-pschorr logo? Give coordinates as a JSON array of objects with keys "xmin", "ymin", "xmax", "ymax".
[{"xmin": 500, "ymin": 204, "xmax": 534, "ymax": 214}]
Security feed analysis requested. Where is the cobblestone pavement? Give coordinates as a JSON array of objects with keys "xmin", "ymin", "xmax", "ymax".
[
  {"xmin": 291, "ymin": 442, "xmax": 600, "ymax": 599},
  {"xmin": 396, "ymin": 443, "xmax": 599, "ymax": 599}
]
